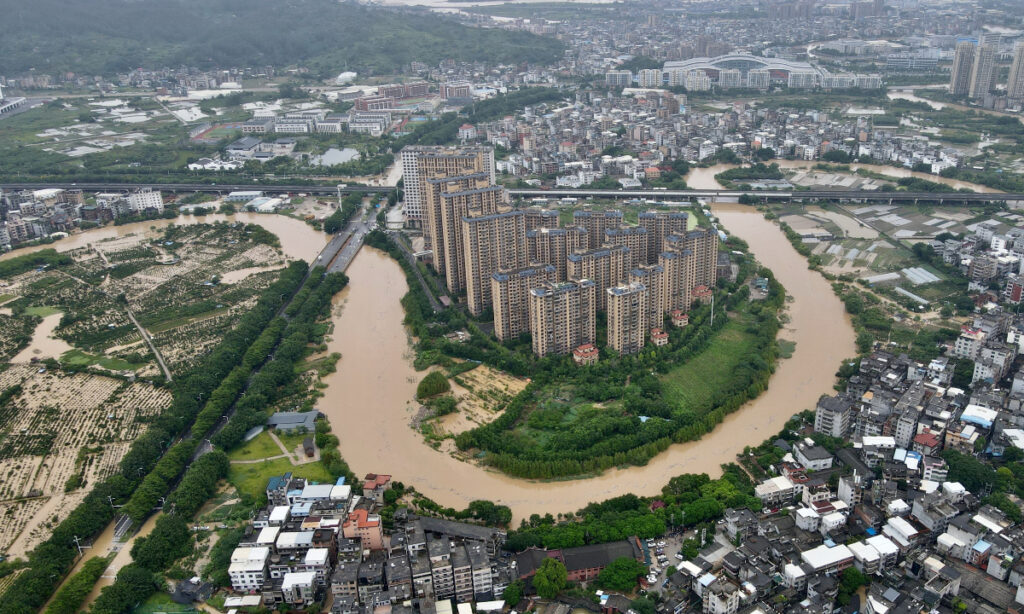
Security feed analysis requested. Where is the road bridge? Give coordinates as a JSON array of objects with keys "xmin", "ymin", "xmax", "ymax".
[{"xmin": 3, "ymin": 182, "xmax": 1023, "ymax": 204}]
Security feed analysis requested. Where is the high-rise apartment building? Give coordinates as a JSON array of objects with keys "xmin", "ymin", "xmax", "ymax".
[
  {"xmin": 604, "ymin": 70, "xmax": 633, "ymax": 87},
  {"xmin": 604, "ymin": 227, "xmax": 649, "ymax": 269},
  {"xmin": 491, "ymin": 264, "xmax": 556, "ymax": 342},
  {"xmin": 679, "ymin": 228, "xmax": 720, "ymax": 289},
  {"xmin": 1008, "ymin": 41, "xmax": 1024, "ymax": 101},
  {"xmin": 636, "ymin": 69, "xmax": 663, "ymax": 88},
  {"xmin": 969, "ymin": 39, "xmax": 997, "ymax": 99},
  {"xmin": 462, "ymin": 211, "xmax": 527, "ymax": 316},
  {"xmin": 630, "ymin": 265, "xmax": 665, "ymax": 329},
  {"xmin": 567, "ymin": 245, "xmax": 631, "ymax": 311},
  {"xmin": 607, "ymin": 282, "xmax": 648, "ymax": 356},
  {"xmin": 399, "ymin": 146, "xmax": 495, "ymax": 228},
  {"xmin": 528, "ymin": 280, "xmax": 597, "ymax": 358},
  {"xmin": 526, "ymin": 226, "xmax": 587, "ymax": 281},
  {"xmin": 573, "ymin": 210, "xmax": 623, "ymax": 249},
  {"xmin": 522, "ymin": 207, "xmax": 561, "ymax": 231},
  {"xmin": 949, "ymin": 40, "xmax": 976, "ymax": 96},
  {"xmin": 638, "ymin": 211, "xmax": 689, "ymax": 264},
  {"xmin": 424, "ymin": 172, "xmax": 502, "ymax": 293},
  {"xmin": 659, "ymin": 247, "xmax": 696, "ymax": 314}
]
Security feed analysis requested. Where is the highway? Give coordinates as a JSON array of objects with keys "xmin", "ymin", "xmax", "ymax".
[{"xmin": 3, "ymin": 182, "xmax": 1024, "ymax": 203}]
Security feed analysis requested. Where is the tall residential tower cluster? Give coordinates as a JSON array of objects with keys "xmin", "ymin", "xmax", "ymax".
[{"xmin": 402, "ymin": 146, "xmax": 721, "ymax": 360}]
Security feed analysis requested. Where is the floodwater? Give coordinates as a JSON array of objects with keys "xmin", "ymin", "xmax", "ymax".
[
  {"xmin": 66, "ymin": 513, "xmax": 160, "ymax": 610},
  {"xmin": 0, "ymin": 212, "xmax": 327, "ymax": 265},
  {"xmin": 1, "ymin": 185, "xmax": 851, "ymax": 524},
  {"xmin": 685, "ymin": 160, "xmax": 1000, "ymax": 193},
  {"xmin": 886, "ymin": 90, "xmax": 946, "ymax": 110},
  {"xmin": 11, "ymin": 312, "xmax": 72, "ymax": 362},
  {"xmin": 316, "ymin": 217, "xmax": 855, "ymax": 521},
  {"xmin": 9, "ymin": 197, "xmax": 858, "ymax": 535},
  {"xmin": 219, "ymin": 265, "xmax": 286, "ymax": 284}
]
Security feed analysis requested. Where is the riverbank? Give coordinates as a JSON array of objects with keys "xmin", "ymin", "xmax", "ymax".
[
  {"xmin": 314, "ymin": 207, "xmax": 855, "ymax": 522},
  {"xmin": 1, "ymin": 201, "xmax": 857, "ymax": 524}
]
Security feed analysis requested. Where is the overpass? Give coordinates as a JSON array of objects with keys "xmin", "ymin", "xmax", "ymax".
[{"xmin": 2, "ymin": 182, "xmax": 1023, "ymax": 204}]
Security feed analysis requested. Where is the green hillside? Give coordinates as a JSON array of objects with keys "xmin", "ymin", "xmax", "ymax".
[{"xmin": 0, "ymin": 0, "xmax": 564, "ymax": 76}]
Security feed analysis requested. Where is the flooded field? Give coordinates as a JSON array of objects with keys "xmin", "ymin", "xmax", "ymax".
[
  {"xmin": 11, "ymin": 312, "xmax": 72, "ymax": 363},
  {"xmin": 685, "ymin": 160, "xmax": 1000, "ymax": 193}
]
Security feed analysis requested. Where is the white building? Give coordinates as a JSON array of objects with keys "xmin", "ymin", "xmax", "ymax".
[
  {"xmin": 126, "ymin": 189, "xmax": 164, "ymax": 214},
  {"xmin": 800, "ymin": 543, "xmax": 854, "ymax": 574},
  {"xmin": 229, "ymin": 546, "xmax": 270, "ymax": 592},
  {"xmin": 685, "ymin": 70, "xmax": 712, "ymax": 92},
  {"xmin": 754, "ymin": 476, "xmax": 801, "ymax": 506},
  {"xmin": 282, "ymin": 571, "xmax": 317, "ymax": 604},
  {"xmin": 637, "ymin": 69, "xmax": 663, "ymax": 88}
]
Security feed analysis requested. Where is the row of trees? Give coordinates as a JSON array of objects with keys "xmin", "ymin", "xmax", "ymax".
[
  {"xmin": 0, "ymin": 248, "xmax": 73, "ymax": 279},
  {"xmin": 323, "ymin": 193, "xmax": 366, "ymax": 234},
  {"xmin": 504, "ymin": 471, "xmax": 758, "ymax": 552},
  {"xmin": 212, "ymin": 269, "xmax": 349, "ymax": 452},
  {"xmin": 92, "ymin": 449, "xmax": 232, "ymax": 612},
  {"xmin": 0, "ymin": 261, "xmax": 311, "ymax": 614}
]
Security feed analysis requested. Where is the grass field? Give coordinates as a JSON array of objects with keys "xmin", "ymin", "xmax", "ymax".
[
  {"xmin": 661, "ymin": 313, "xmax": 758, "ymax": 412},
  {"xmin": 228, "ymin": 457, "xmax": 333, "ymax": 501},
  {"xmin": 0, "ymin": 294, "xmax": 16, "ymax": 304},
  {"xmin": 227, "ymin": 431, "xmax": 284, "ymax": 462},
  {"xmin": 277, "ymin": 431, "xmax": 311, "ymax": 452},
  {"xmin": 23, "ymin": 305, "xmax": 61, "ymax": 317},
  {"xmin": 60, "ymin": 349, "xmax": 145, "ymax": 371}
]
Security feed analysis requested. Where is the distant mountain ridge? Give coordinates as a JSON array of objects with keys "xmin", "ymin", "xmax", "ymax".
[{"xmin": 0, "ymin": 0, "xmax": 564, "ymax": 75}]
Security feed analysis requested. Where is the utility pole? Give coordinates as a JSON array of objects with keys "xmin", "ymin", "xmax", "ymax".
[
  {"xmin": 710, "ymin": 292, "xmax": 715, "ymax": 327},
  {"xmin": 73, "ymin": 535, "xmax": 90, "ymax": 557}
]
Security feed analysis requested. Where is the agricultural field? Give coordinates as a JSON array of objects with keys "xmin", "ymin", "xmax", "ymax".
[
  {"xmin": 0, "ymin": 364, "xmax": 171, "ymax": 558},
  {"xmin": 769, "ymin": 202, "xmax": 985, "ymax": 305},
  {"xmin": 0, "ymin": 222, "xmax": 286, "ymax": 374},
  {"xmin": 433, "ymin": 364, "xmax": 528, "ymax": 436}
]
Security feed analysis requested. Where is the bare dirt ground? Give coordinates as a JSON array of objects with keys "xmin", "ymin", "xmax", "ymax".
[{"xmin": 435, "ymin": 365, "xmax": 528, "ymax": 436}]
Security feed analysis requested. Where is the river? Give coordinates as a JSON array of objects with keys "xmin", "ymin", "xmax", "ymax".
[
  {"xmin": 1, "ymin": 188, "xmax": 858, "ymax": 523},
  {"xmin": 315, "ymin": 213, "xmax": 855, "ymax": 522}
]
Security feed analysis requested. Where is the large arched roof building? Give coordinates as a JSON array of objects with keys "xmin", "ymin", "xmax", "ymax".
[{"xmin": 663, "ymin": 54, "xmax": 822, "ymax": 77}]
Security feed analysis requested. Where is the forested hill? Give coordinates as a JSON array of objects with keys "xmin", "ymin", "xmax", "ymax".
[{"xmin": 0, "ymin": 0, "xmax": 564, "ymax": 76}]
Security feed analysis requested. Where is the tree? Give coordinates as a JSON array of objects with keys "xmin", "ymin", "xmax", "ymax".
[
  {"xmin": 630, "ymin": 597, "xmax": 657, "ymax": 614},
  {"xmin": 416, "ymin": 371, "xmax": 451, "ymax": 399},
  {"xmin": 533, "ymin": 558, "xmax": 567, "ymax": 599},
  {"xmin": 836, "ymin": 566, "xmax": 869, "ymax": 606},
  {"xmin": 597, "ymin": 557, "xmax": 647, "ymax": 591},
  {"xmin": 951, "ymin": 359, "xmax": 974, "ymax": 389},
  {"xmin": 503, "ymin": 580, "xmax": 524, "ymax": 607}
]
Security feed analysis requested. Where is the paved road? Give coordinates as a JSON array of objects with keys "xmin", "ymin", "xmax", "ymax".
[
  {"xmin": 3, "ymin": 181, "xmax": 1022, "ymax": 203},
  {"xmin": 125, "ymin": 308, "xmax": 173, "ymax": 382},
  {"xmin": 386, "ymin": 230, "xmax": 443, "ymax": 312}
]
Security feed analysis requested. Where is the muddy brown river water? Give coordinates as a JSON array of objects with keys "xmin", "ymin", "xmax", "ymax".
[{"xmin": 9, "ymin": 186, "xmax": 857, "ymax": 529}]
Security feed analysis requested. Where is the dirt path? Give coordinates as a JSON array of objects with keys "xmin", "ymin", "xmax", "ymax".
[{"xmin": 229, "ymin": 454, "xmax": 291, "ymax": 465}]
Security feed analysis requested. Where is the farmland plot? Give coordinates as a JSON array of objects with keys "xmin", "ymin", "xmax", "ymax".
[{"xmin": 0, "ymin": 365, "xmax": 171, "ymax": 558}]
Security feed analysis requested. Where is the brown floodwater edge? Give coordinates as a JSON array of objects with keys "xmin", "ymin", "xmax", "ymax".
[
  {"xmin": 316, "ymin": 206, "xmax": 856, "ymax": 523},
  {"xmin": 2, "ymin": 184, "xmax": 858, "ymax": 527}
]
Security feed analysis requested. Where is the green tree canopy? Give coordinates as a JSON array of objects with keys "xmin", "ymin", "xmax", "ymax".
[
  {"xmin": 534, "ymin": 558, "xmax": 568, "ymax": 599},
  {"xmin": 597, "ymin": 557, "xmax": 647, "ymax": 592}
]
